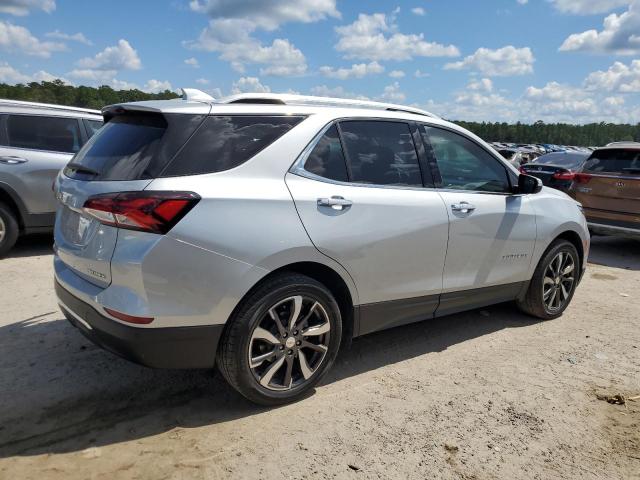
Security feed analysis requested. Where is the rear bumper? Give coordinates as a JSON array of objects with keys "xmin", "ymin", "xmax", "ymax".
[{"xmin": 55, "ymin": 281, "xmax": 223, "ymax": 369}]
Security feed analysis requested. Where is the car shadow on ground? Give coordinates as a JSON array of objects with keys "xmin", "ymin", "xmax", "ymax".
[
  {"xmin": 587, "ymin": 235, "xmax": 640, "ymax": 271},
  {"xmin": 0, "ymin": 304, "xmax": 536, "ymax": 458},
  {"xmin": 4, "ymin": 234, "xmax": 53, "ymax": 259}
]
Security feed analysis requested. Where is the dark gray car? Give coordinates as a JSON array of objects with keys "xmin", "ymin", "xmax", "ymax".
[{"xmin": 0, "ymin": 99, "xmax": 102, "ymax": 255}]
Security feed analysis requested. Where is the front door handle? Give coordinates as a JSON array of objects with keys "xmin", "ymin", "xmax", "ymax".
[
  {"xmin": 451, "ymin": 201, "xmax": 476, "ymax": 214},
  {"xmin": 0, "ymin": 156, "xmax": 28, "ymax": 165},
  {"xmin": 317, "ymin": 196, "xmax": 353, "ymax": 211}
]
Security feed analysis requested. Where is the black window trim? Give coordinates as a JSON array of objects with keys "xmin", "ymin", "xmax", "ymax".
[
  {"xmin": 291, "ymin": 117, "xmax": 433, "ymax": 191},
  {"xmin": 2, "ymin": 113, "xmax": 86, "ymax": 155},
  {"xmin": 419, "ymin": 122, "xmax": 519, "ymax": 196}
]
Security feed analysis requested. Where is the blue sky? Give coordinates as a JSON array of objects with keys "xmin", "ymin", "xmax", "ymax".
[{"xmin": 1, "ymin": 0, "xmax": 639, "ymax": 123}]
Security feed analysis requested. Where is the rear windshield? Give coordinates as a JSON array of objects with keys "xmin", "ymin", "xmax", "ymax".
[
  {"xmin": 583, "ymin": 148, "xmax": 640, "ymax": 175},
  {"xmin": 65, "ymin": 113, "xmax": 304, "ymax": 180},
  {"xmin": 533, "ymin": 152, "xmax": 588, "ymax": 169},
  {"xmin": 65, "ymin": 113, "xmax": 205, "ymax": 181}
]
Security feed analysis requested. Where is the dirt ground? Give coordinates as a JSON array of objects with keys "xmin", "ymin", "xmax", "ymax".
[{"xmin": 0, "ymin": 235, "xmax": 638, "ymax": 480}]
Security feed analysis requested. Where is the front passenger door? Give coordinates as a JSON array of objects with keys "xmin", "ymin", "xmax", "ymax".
[{"xmin": 421, "ymin": 125, "xmax": 537, "ymax": 313}]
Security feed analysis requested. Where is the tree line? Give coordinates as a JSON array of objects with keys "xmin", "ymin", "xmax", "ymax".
[{"xmin": 2, "ymin": 80, "xmax": 639, "ymax": 146}]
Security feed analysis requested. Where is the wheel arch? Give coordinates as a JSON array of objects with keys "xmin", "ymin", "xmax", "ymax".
[{"xmin": 552, "ymin": 230, "xmax": 585, "ymax": 271}]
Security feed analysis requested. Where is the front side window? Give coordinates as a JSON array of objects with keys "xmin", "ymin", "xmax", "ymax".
[
  {"xmin": 6, "ymin": 115, "xmax": 81, "ymax": 153},
  {"xmin": 423, "ymin": 126, "xmax": 511, "ymax": 193},
  {"xmin": 302, "ymin": 124, "xmax": 348, "ymax": 182},
  {"xmin": 339, "ymin": 121, "xmax": 422, "ymax": 187}
]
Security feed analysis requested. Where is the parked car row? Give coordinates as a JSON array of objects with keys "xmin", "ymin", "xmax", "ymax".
[
  {"xmin": 0, "ymin": 99, "xmax": 102, "ymax": 255},
  {"xmin": 491, "ymin": 142, "xmax": 594, "ymax": 168}
]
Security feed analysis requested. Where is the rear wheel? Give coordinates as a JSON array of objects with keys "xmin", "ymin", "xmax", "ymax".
[
  {"xmin": 217, "ymin": 273, "xmax": 342, "ymax": 405},
  {"xmin": 0, "ymin": 203, "xmax": 19, "ymax": 258},
  {"xmin": 517, "ymin": 239, "xmax": 579, "ymax": 319}
]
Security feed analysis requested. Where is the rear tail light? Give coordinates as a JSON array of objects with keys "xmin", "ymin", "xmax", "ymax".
[
  {"xmin": 519, "ymin": 166, "xmax": 527, "ymax": 174},
  {"xmin": 552, "ymin": 170, "xmax": 576, "ymax": 181},
  {"xmin": 104, "ymin": 307, "xmax": 154, "ymax": 324},
  {"xmin": 83, "ymin": 191, "xmax": 200, "ymax": 234},
  {"xmin": 574, "ymin": 173, "xmax": 592, "ymax": 184}
]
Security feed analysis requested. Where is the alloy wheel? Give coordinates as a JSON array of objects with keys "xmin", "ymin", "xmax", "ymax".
[
  {"xmin": 542, "ymin": 251, "xmax": 575, "ymax": 312},
  {"xmin": 0, "ymin": 216, "xmax": 5, "ymax": 243},
  {"xmin": 248, "ymin": 295, "xmax": 331, "ymax": 391}
]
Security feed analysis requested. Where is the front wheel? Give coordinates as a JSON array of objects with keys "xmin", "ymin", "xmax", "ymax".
[
  {"xmin": 0, "ymin": 203, "xmax": 19, "ymax": 258},
  {"xmin": 517, "ymin": 239, "xmax": 580, "ymax": 320},
  {"xmin": 217, "ymin": 273, "xmax": 342, "ymax": 405}
]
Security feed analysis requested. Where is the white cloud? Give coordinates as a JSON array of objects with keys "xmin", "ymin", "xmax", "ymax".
[
  {"xmin": 144, "ymin": 79, "xmax": 172, "ymax": 93},
  {"xmin": 468, "ymin": 78, "xmax": 494, "ymax": 92},
  {"xmin": 584, "ymin": 59, "xmax": 640, "ymax": 92},
  {"xmin": 0, "ymin": 0, "xmax": 55, "ymax": 16},
  {"xmin": 319, "ymin": 61, "xmax": 384, "ymax": 79},
  {"xmin": 444, "ymin": 46, "xmax": 535, "ymax": 76},
  {"xmin": 517, "ymin": 0, "xmax": 528, "ymax": 4},
  {"xmin": 188, "ymin": 19, "xmax": 307, "ymax": 76},
  {"xmin": 549, "ymin": 0, "xmax": 630, "ymax": 14},
  {"xmin": 0, "ymin": 21, "xmax": 65, "ymax": 57},
  {"xmin": 310, "ymin": 85, "xmax": 370, "ymax": 100},
  {"xmin": 76, "ymin": 39, "xmax": 142, "ymax": 70},
  {"xmin": 411, "ymin": 7, "xmax": 426, "ymax": 15},
  {"xmin": 559, "ymin": 1, "xmax": 640, "ymax": 54},
  {"xmin": 335, "ymin": 12, "xmax": 459, "ymax": 61},
  {"xmin": 414, "ymin": 69, "xmax": 429, "ymax": 78},
  {"xmin": 184, "ymin": 57, "xmax": 200, "ymax": 68},
  {"xmin": 46, "ymin": 30, "xmax": 92, "ymax": 45},
  {"xmin": 231, "ymin": 76, "xmax": 270, "ymax": 94},
  {"xmin": 0, "ymin": 61, "xmax": 69, "ymax": 84},
  {"xmin": 377, "ymin": 81, "xmax": 406, "ymax": 102},
  {"xmin": 389, "ymin": 69, "xmax": 405, "ymax": 78},
  {"xmin": 189, "ymin": 0, "xmax": 340, "ymax": 30},
  {"xmin": 195, "ymin": 77, "xmax": 210, "ymax": 85}
]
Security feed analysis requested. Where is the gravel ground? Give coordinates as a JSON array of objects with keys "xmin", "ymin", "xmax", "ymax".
[{"xmin": 0, "ymin": 235, "xmax": 638, "ymax": 480}]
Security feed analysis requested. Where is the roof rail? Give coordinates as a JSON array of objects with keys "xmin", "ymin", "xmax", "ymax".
[
  {"xmin": 0, "ymin": 98, "xmax": 101, "ymax": 115},
  {"xmin": 181, "ymin": 88, "xmax": 215, "ymax": 103},
  {"xmin": 217, "ymin": 93, "xmax": 440, "ymax": 119}
]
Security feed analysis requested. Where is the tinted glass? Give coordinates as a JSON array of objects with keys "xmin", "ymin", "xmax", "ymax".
[
  {"xmin": 85, "ymin": 119, "xmax": 103, "ymax": 138},
  {"xmin": 303, "ymin": 124, "xmax": 348, "ymax": 182},
  {"xmin": 65, "ymin": 113, "xmax": 205, "ymax": 181},
  {"xmin": 533, "ymin": 152, "xmax": 588, "ymax": 169},
  {"xmin": 7, "ymin": 115, "xmax": 81, "ymax": 153},
  {"xmin": 424, "ymin": 126, "xmax": 510, "ymax": 193},
  {"xmin": 583, "ymin": 149, "xmax": 640, "ymax": 175},
  {"xmin": 339, "ymin": 121, "xmax": 422, "ymax": 186},
  {"xmin": 162, "ymin": 115, "xmax": 304, "ymax": 176}
]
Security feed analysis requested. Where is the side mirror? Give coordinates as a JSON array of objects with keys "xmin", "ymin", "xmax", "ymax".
[{"xmin": 517, "ymin": 174, "xmax": 543, "ymax": 194}]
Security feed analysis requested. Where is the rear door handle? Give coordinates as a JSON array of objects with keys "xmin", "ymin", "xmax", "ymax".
[
  {"xmin": 317, "ymin": 196, "xmax": 353, "ymax": 210},
  {"xmin": 0, "ymin": 156, "xmax": 28, "ymax": 164},
  {"xmin": 451, "ymin": 201, "xmax": 476, "ymax": 214}
]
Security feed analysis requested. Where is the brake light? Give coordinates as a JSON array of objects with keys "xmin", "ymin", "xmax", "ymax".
[
  {"xmin": 519, "ymin": 166, "xmax": 527, "ymax": 174},
  {"xmin": 574, "ymin": 173, "xmax": 592, "ymax": 184},
  {"xmin": 552, "ymin": 170, "xmax": 576, "ymax": 181},
  {"xmin": 83, "ymin": 191, "xmax": 200, "ymax": 234}
]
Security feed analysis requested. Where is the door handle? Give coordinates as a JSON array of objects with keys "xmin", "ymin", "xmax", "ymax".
[
  {"xmin": 0, "ymin": 156, "xmax": 28, "ymax": 164},
  {"xmin": 317, "ymin": 196, "xmax": 353, "ymax": 210},
  {"xmin": 451, "ymin": 201, "xmax": 476, "ymax": 214}
]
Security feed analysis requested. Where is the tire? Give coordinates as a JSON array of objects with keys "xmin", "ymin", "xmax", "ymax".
[
  {"xmin": 517, "ymin": 239, "xmax": 580, "ymax": 320},
  {"xmin": 0, "ymin": 203, "xmax": 19, "ymax": 258},
  {"xmin": 217, "ymin": 273, "xmax": 342, "ymax": 406}
]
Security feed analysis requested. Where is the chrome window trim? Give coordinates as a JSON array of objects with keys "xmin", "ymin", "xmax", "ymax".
[{"xmin": 289, "ymin": 117, "xmax": 434, "ymax": 192}]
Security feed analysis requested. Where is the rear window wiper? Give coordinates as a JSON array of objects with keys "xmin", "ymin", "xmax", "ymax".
[{"xmin": 66, "ymin": 162, "xmax": 100, "ymax": 176}]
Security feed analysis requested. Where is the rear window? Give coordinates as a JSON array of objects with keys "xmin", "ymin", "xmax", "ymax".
[
  {"xmin": 65, "ymin": 113, "xmax": 206, "ymax": 181},
  {"xmin": 6, "ymin": 114, "xmax": 81, "ymax": 153},
  {"xmin": 533, "ymin": 152, "xmax": 588, "ymax": 169},
  {"xmin": 583, "ymin": 149, "xmax": 640, "ymax": 175},
  {"xmin": 161, "ymin": 115, "xmax": 304, "ymax": 177}
]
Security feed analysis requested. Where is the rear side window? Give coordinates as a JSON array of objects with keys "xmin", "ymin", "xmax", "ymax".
[
  {"xmin": 84, "ymin": 119, "xmax": 103, "ymax": 138},
  {"xmin": 338, "ymin": 121, "xmax": 422, "ymax": 187},
  {"xmin": 583, "ymin": 149, "xmax": 640, "ymax": 175},
  {"xmin": 6, "ymin": 114, "xmax": 81, "ymax": 153},
  {"xmin": 162, "ymin": 115, "xmax": 305, "ymax": 176},
  {"xmin": 302, "ymin": 125, "xmax": 348, "ymax": 182},
  {"xmin": 65, "ymin": 113, "xmax": 205, "ymax": 181}
]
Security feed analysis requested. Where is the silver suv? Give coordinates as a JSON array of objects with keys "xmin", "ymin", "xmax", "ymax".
[
  {"xmin": 0, "ymin": 99, "xmax": 102, "ymax": 256},
  {"xmin": 53, "ymin": 90, "xmax": 589, "ymax": 405}
]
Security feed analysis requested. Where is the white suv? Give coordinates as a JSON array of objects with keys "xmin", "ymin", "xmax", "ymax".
[{"xmin": 53, "ymin": 90, "xmax": 589, "ymax": 405}]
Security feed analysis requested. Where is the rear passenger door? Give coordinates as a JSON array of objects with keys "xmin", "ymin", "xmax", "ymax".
[
  {"xmin": 421, "ymin": 125, "xmax": 536, "ymax": 314},
  {"xmin": 286, "ymin": 120, "xmax": 450, "ymax": 335},
  {"xmin": 0, "ymin": 114, "xmax": 82, "ymax": 214}
]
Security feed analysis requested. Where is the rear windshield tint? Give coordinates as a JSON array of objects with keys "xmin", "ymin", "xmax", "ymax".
[
  {"xmin": 161, "ymin": 115, "xmax": 305, "ymax": 177},
  {"xmin": 583, "ymin": 149, "xmax": 640, "ymax": 175},
  {"xmin": 534, "ymin": 152, "xmax": 588, "ymax": 169},
  {"xmin": 65, "ymin": 113, "xmax": 205, "ymax": 181}
]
